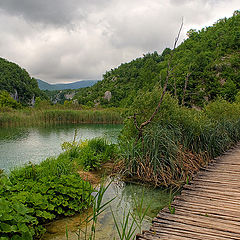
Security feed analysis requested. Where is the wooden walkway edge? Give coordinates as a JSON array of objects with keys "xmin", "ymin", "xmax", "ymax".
[{"xmin": 137, "ymin": 143, "xmax": 240, "ymax": 240}]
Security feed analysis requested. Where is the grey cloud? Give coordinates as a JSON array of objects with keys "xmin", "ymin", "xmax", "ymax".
[
  {"xmin": 103, "ymin": 0, "xmax": 215, "ymax": 52},
  {"xmin": 169, "ymin": 0, "xmax": 226, "ymax": 5},
  {"xmin": 0, "ymin": 0, "xmax": 239, "ymax": 83},
  {"xmin": 0, "ymin": 0, "xmax": 108, "ymax": 26}
]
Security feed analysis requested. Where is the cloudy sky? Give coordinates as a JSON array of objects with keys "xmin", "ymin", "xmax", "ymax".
[{"xmin": 0, "ymin": 0, "xmax": 239, "ymax": 83}]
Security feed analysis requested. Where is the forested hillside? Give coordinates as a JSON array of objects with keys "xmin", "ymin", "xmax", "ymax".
[
  {"xmin": 76, "ymin": 10, "xmax": 240, "ymax": 108},
  {"xmin": 0, "ymin": 57, "xmax": 43, "ymax": 105}
]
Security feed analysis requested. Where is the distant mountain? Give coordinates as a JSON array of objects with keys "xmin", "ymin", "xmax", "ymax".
[{"xmin": 37, "ymin": 79, "xmax": 100, "ymax": 90}]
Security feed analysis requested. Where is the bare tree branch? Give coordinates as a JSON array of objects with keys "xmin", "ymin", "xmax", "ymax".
[
  {"xmin": 128, "ymin": 113, "xmax": 140, "ymax": 130},
  {"xmin": 137, "ymin": 20, "xmax": 184, "ymax": 135}
]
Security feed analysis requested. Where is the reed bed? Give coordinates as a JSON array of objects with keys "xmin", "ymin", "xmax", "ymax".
[
  {"xmin": 119, "ymin": 99, "xmax": 240, "ymax": 187},
  {"xmin": 0, "ymin": 108, "xmax": 123, "ymax": 127}
]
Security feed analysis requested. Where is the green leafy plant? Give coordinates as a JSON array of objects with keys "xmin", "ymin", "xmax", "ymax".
[
  {"xmin": 1, "ymin": 153, "xmax": 95, "ymax": 240},
  {"xmin": 61, "ymin": 137, "xmax": 117, "ymax": 171},
  {"xmin": 0, "ymin": 198, "xmax": 37, "ymax": 240}
]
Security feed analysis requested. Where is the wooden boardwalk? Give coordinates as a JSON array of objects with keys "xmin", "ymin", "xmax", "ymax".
[{"xmin": 137, "ymin": 144, "xmax": 240, "ymax": 240}]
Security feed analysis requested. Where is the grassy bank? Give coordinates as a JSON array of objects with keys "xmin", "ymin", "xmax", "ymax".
[
  {"xmin": 0, "ymin": 108, "xmax": 123, "ymax": 127},
  {"xmin": 0, "ymin": 138, "xmax": 116, "ymax": 239},
  {"xmin": 119, "ymin": 93, "xmax": 240, "ymax": 187}
]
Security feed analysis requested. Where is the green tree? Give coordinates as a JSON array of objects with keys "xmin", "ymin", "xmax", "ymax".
[{"xmin": 0, "ymin": 90, "xmax": 21, "ymax": 109}]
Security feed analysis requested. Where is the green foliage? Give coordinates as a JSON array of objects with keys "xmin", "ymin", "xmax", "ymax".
[
  {"xmin": 43, "ymin": 89, "xmax": 76, "ymax": 105},
  {"xmin": 75, "ymin": 11, "xmax": 240, "ymax": 108},
  {"xmin": 8, "ymin": 175, "xmax": 93, "ymax": 217},
  {"xmin": 0, "ymin": 198, "xmax": 36, "ymax": 240},
  {"xmin": 119, "ymin": 91, "xmax": 240, "ymax": 186},
  {"xmin": 235, "ymin": 91, "xmax": 240, "ymax": 102},
  {"xmin": 62, "ymin": 138, "xmax": 117, "ymax": 171},
  {"xmin": 219, "ymin": 79, "xmax": 238, "ymax": 101},
  {"xmin": 204, "ymin": 98, "xmax": 240, "ymax": 121},
  {"xmin": 0, "ymin": 91, "xmax": 21, "ymax": 109},
  {"xmin": 76, "ymin": 51, "xmax": 164, "ymax": 108},
  {"xmin": 1, "ymin": 173, "xmax": 94, "ymax": 239},
  {"xmin": 112, "ymin": 210, "xmax": 137, "ymax": 240},
  {"xmin": 111, "ymin": 189, "xmax": 151, "ymax": 240},
  {"xmin": 0, "ymin": 58, "xmax": 44, "ymax": 105},
  {"xmin": 0, "ymin": 137, "xmax": 102, "ymax": 239},
  {"xmin": 34, "ymin": 97, "xmax": 52, "ymax": 109}
]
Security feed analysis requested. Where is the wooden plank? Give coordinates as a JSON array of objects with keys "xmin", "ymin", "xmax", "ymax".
[
  {"xmin": 156, "ymin": 213, "xmax": 240, "ymax": 232},
  {"xmin": 172, "ymin": 198, "xmax": 240, "ymax": 213},
  {"xmin": 172, "ymin": 202, "xmax": 240, "ymax": 217},
  {"xmin": 176, "ymin": 191, "xmax": 239, "ymax": 205},
  {"xmin": 142, "ymin": 231, "xmax": 199, "ymax": 240},
  {"xmin": 167, "ymin": 209, "xmax": 240, "ymax": 226},
  {"xmin": 172, "ymin": 196, "xmax": 240, "ymax": 211},
  {"xmin": 207, "ymin": 161, "xmax": 240, "ymax": 166},
  {"xmin": 196, "ymin": 173, "xmax": 240, "ymax": 179},
  {"xmin": 189, "ymin": 179, "xmax": 240, "ymax": 187},
  {"xmin": 183, "ymin": 184, "xmax": 240, "ymax": 194},
  {"xmin": 200, "ymin": 170, "xmax": 240, "ymax": 176},
  {"xmin": 144, "ymin": 232, "xmax": 201, "ymax": 240},
  {"xmin": 196, "ymin": 173, "xmax": 240, "ymax": 180},
  {"xmin": 206, "ymin": 166, "xmax": 240, "ymax": 171},
  {"xmin": 201, "ymin": 165, "xmax": 240, "ymax": 172},
  {"xmin": 174, "ymin": 205, "xmax": 240, "ymax": 222},
  {"xmin": 137, "ymin": 144, "xmax": 240, "ymax": 239},
  {"xmin": 183, "ymin": 184, "xmax": 240, "ymax": 196},
  {"xmin": 149, "ymin": 225, "xmax": 235, "ymax": 240},
  {"xmin": 152, "ymin": 220, "xmax": 240, "ymax": 239},
  {"xmin": 178, "ymin": 192, "xmax": 240, "ymax": 203},
  {"xmin": 197, "ymin": 171, "xmax": 240, "ymax": 177},
  {"xmin": 179, "ymin": 191, "xmax": 240, "ymax": 205}
]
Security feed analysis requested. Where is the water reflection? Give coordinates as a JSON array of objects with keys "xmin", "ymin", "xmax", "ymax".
[
  {"xmin": 0, "ymin": 124, "xmax": 122, "ymax": 172},
  {"xmin": 0, "ymin": 127, "xmax": 29, "ymax": 141}
]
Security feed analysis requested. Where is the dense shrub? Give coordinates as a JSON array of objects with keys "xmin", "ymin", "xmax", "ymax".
[
  {"xmin": 0, "ymin": 91, "xmax": 21, "ymax": 109},
  {"xmin": 1, "ymin": 167, "xmax": 93, "ymax": 239},
  {"xmin": 61, "ymin": 137, "xmax": 117, "ymax": 171},
  {"xmin": 0, "ymin": 197, "xmax": 36, "ymax": 240}
]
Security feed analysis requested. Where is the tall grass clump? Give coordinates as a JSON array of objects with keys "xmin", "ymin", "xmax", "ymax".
[
  {"xmin": 61, "ymin": 137, "xmax": 117, "ymax": 171},
  {"xmin": 119, "ymin": 94, "xmax": 240, "ymax": 186}
]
